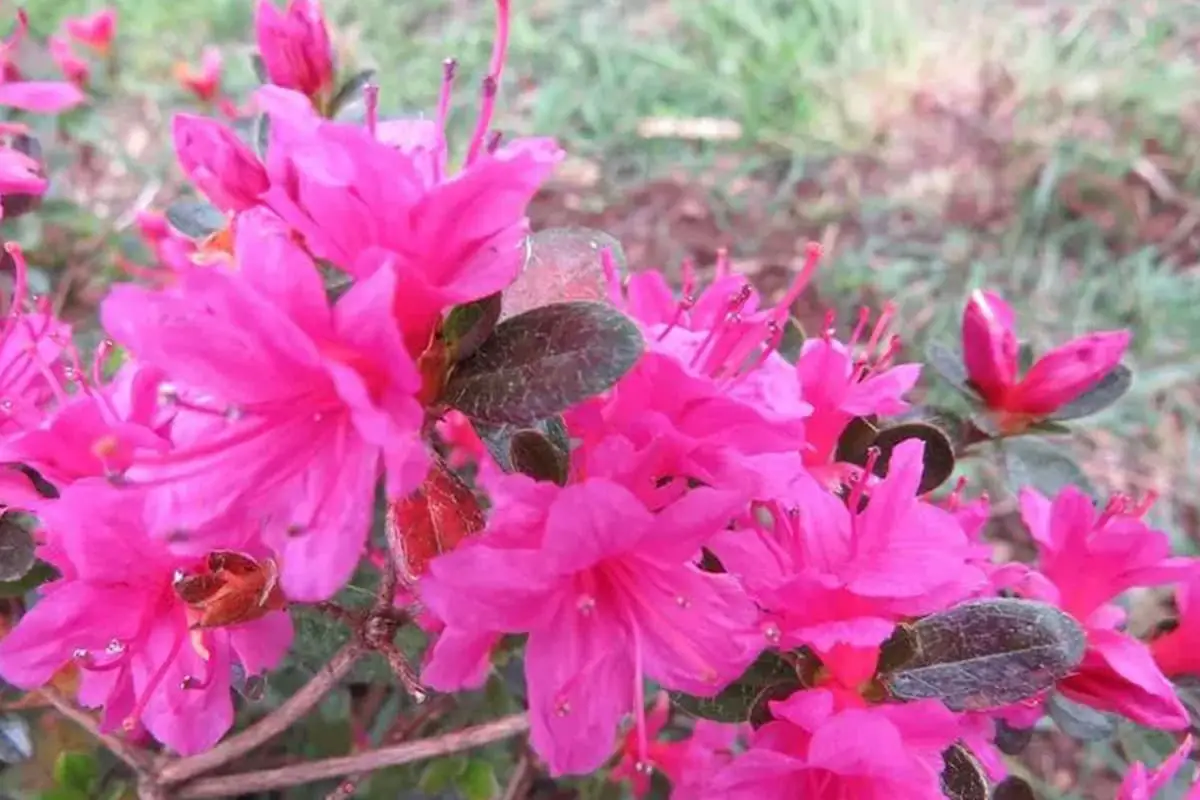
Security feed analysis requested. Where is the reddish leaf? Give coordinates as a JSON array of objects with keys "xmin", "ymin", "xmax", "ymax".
[
  {"xmin": 500, "ymin": 228, "xmax": 624, "ymax": 320},
  {"xmin": 173, "ymin": 551, "xmax": 286, "ymax": 629},
  {"xmin": 388, "ymin": 459, "xmax": 486, "ymax": 585}
]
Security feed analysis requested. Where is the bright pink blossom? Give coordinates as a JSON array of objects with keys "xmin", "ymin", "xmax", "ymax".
[
  {"xmin": 0, "ymin": 481, "xmax": 292, "ymax": 755},
  {"xmin": 420, "ymin": 467, "xmax": 759, "ymax": 775},
  {"xmin": 710, "ymin": 440, "xmax": 984, "ymax": 656},
  {"xmin": 172, "ymin": 114, "xmax": 268, "ymax": 212},
  {"xmin": 708, "ymin": 689, "xmax": 961, "ymax": 799},
  {"xmin": 254, "ymin": 0, "xmax": 334, "ymax": 101},
  {"xmin": 1013, "ymin": 486, "xmax": 1191, "ymax": 729},
  {"xmin": 1153, "ymin": 573, "xmax": 1200, "ymax": 679},
  {"xmin": 63, "ymin": 8, "xmax": 117, "ymax": 54},
  {"xmin": 100, "ymin": 209, "xmax": 427, "ymax": 600},
  {"xmin": 1119, "ymin": 735, "xmax": 1196, "ymax": 800},
  {"xmin": 48, "ymin": 36, "xmax": 90, "ymax": 87},
  {"xmin": 962, "ymin": 289, "xmax": 1130, "ymax": 418},
  {"xmin": 0, "ymin": 81, "xmax": 85, "ymax": 114},
  {"xmin": 0, "ymin": 144, "xmax": 46, "ymax": 203}
]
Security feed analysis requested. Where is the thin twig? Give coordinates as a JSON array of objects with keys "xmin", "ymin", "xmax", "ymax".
[
  {"xmin": 39, "ymin": 686, "xmax": 156, "ymax": 775},
  {"xmin": 175, "ymin": 714, "xmax": 530, "ymax": 799},
  {"xmin": 158, "ymin": 641, "xmax": 364, "ymax": 786},
  {"xmin": 501, "ymin": 749, "xmax": 534, "ymax": 800}
]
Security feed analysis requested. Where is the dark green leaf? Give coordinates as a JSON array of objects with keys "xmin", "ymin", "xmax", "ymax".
[
  {"xmin": 0, "ymin": 713, "xmax": 32, "ymax": 763},
  {"xmin": 420, "ymin": 756, "xmax": 467, "ymax": 794},
  {"xmin": 0, "ymin": 513, "xmax": 35, "ymax": 581},
  {"xmin": 53, "ymin": 752, "xmax": 97, "ymax": 792},
  {"xmin": 868, "ymin": 421, "xmax": 957, "ymax": 493},
  {"xmin": 251, "ymin": 113, "xmax": 270, "ymax": 161},
  {"xmin": 1024, "ymin": 419, "xmax": 1072, "ymax": 436},
  {"xmin": 994, "ymin": 719, "xmax": 1033, "ymax": 755},
  {"xmin": 0, "ymin": 560, "xmax": 57, "ymax": 598},
  {"xmin": 458, "ymin": 759, "xmax": 500, "ymax": 800},
  {"xmin": 165, "ymin": 199, "xmax": 225, "ymax": 240},
  {"xmin": 443, "ymin": 294, "xmax": 502, "ymax": 363},
  {"xmin": 1046, "ymin": 365, "xmax": 1132, "ymax": 422},
  {"xmin": 509, "ymin": 429, "xmax": 569, "ymax": 485},
  {"xmin": 250, "ymin": 53, "xmax": 268, "ymax": 84},
  {"xmin": 328, "ymin": 69, "xmax": 377, "ymax": 118},
  {"xmin": 476, "ymin": 416, "xmax": 569, "ymax": 473},
  {"xmin": 1046, "ymin": 691, "xmax": 1115, "ymax": 742},
  {"xmin": 1003, "ymin": 437, "xmax": 1094, "ymax": 497},
  {"xmin": 992, "ymin": 776, "xmax": 1036, "ymax": 800},
  {"xmin": 747, "ymin": 681, "xmax": 799, "ymax": 728},
  {"xmin": 925, "ymin": 342, "xmax": 971, "ymax": 392},
  {"xmin": 834, "ymin": 417, "xmax": 878, "ymax": 465},
  {"xmin": 502, "ymin": 228, "xmax": 625, "ymax": 320},
  {"xmin": 444, "ymin": 301, "xmax": 644, "ymax": 425},
  {"xmin": 1017, "ymin": 342, "xmax": 1036, "ymax": 374},
  {"xmin": 671, "ymin": 651, "xmax": 802, "ymax": 723},
  {"xmin": 940, "ymin": 744, "xmax": 988, "ymax": 800},
  {"xmin": 776, "ymin": 317, "xmax": 807, "ymax": 363},
  {"xmin": 879, "ymin": 598, "xmax": 1086, "ymax": 710}
]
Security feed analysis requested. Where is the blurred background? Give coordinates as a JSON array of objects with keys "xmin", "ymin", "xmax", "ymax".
[{"xmin": 4, "ymin": 0, "xmax": 1200, "ymax": 797}]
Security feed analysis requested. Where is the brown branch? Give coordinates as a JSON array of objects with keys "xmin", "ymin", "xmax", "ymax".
[
  {"xmin": 39, "ymin": 686, "xmax": 156, "ymax": 775},
  {"xmin": 158, "ymin": 641, "xmax": 364, "ymax": 786},
  {"xmin": 501, "ymin": 750, "xmax": 534, "ymax": 800},
  {"xmin": 175, "ymin": 713, "xmax": 530, "ymax": 799}
]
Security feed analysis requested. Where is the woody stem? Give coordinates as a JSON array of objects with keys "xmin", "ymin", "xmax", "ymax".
[{"xmin": 40, "ymin": 686, "xmax": 157, "ymax": 776}]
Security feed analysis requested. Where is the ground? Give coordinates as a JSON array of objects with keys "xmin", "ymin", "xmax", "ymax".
[{"xmin": 9, "ymin": 0, "xmax": 1200, "ymax": 797}]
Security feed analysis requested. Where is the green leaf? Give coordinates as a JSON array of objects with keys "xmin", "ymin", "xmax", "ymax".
[
  {"xmin": 776, "ymin": 317, "xmax": 807, "ymax": 363},
  {"xmin": 671, "ymin": 651, "xmax": 803, "ymax": 723},
  {"xmin": 502, "ymin": 228, "xmax": 624, "ymax": 320},
  {"xmin": 250, "ymin": 53, "xmax": 268, "ymax": 84},
  {"xmin": 993, "ymin": 719, "xmax": 1033, "ymax": 755},
  {"xmin": 165, "ymin": 199, "xmax": 225, "ymax": 240},
  {"xmin": 0, "ymin": 560, "xmax": 57, "ymax": 598},
  {"xmin": 834, "ymin": 417, "xmax": 879, "ymax": 465},
  {"xmin": 1017, "ymin": 342, "xmax": 1036, "ymax": 374},
  {"xmin": 925, "ymin": 342, "xmax": 971, "ymax": 393},
  {"xmin": 328, "ymin": 69, "xmax": 377, "ymax": 118},
  {"xmin": 1046, "ymin": 364, "xmax": 1132, "ymax": 422},
  {"xmin": 420, "ymin": 756, "xmax": 467, "ymax": 794},
  {"xmin": 509, "ymin": 428, "xmax": 569, "ymax": 485},
  {"xmin": 1046, "ymin": 691, "xmax": 1115, "ymax": 742},
  {"xmin": 251, "ymin": 113, "xmax": 270, "ymax": 161},
  {"xmin": 879, "ymin": 598, "xmax": 1086, "ymax": 710},
  {"xmin": 868, "ymin": 421, "xmax": 957, "ymax": 493},
  {"xmin": 458, "ymin": 759, "xmax": 500, "ymax": 800},
  {"xmin": 444, "ymin": 301, "xmax": 644, "ymax": 425},
  {"xmin": 1003, "ymin": 437, "xmax": 1094, "ymax": 497},
  {"xmin": 992, "ymin": 777, "xmax": 1037, "ymax": 800},
  {"xmin": 443, "ymin": 294, "xmax": 503, "ymax": 363},
  {"xmin": 0, "ymin": 713, "xmax": 33, "ymax": 763},
  {"xmin": 53, "ymin": 751, "xmax": 98, "ymax": 792},
  {"xmin": 939, "ymin": 744, "xmax": 987, "ymax": 800},
  {"xmin": 476, "ymin": 416, "xmax": 569, "ymax": 472},
  {"xmin": 0, "ymin": 512, "xmax": 35, "ymax": 581}
]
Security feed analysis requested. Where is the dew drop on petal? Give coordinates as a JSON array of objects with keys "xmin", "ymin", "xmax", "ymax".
[
  {"xmin": 763, "ymin": 622, "xmax": 781, "ymax": 644},
  {"xmin": 674, "ymin": 595, "xmax": 690, "ymax": 608},
  {"xmin": 225, "ymin": 405, "xmax": 244, "ymax": 422},
  {"xmin": 576, "ymin": 594, "xmax": 596, "ymax": 615},
  {"xmin": 555, "ymin": 696, "xmax": 571, "ymax": 717},
  {"xmin": 72, "ymin": 648, "xmax": 89, "ymax": 661},
  {"xmin": 105, "ymin": 638, "xmax": 125, "ymax": 655},
  {"xmin": 635, "ymin": 761, "xmax": 654, "ymax": 776}
]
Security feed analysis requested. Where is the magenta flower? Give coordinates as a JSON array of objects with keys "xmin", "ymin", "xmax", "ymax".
[
  {"xmin": 100, "ymin": 209, "xmax": 427, "ymax": 599},
  {"xmin": 0, "ymin": 481, "xmax": 292, "ymax": 755},
  {"xmin": 0, "ymin": 81, "xmax": 85, "ymax": 114},
  {"xmin": 254, "ymin": 0, "xmax": 334, "ymax": 102},
  {"xmin": 1119, "ymin": 735, "xmax": 1195, "ymax": 800},
  {"xmin": 962, "ymin": 289, "xmax": 1130, "ymax": 420},
  {"xmin": 0, "ymin": 144, "xmax": 46, "ymax": 209},
  {"xmin": 1014, "ymin": 486, "xmax": 1190, "ymax": 729},
  {"xmin": 711, "ymin": 440, "xmax": 984, "ymax": 655},
  {"xmin": 63, "ymin": 8, "xmax": 117, "ymax": 54},
  {"xmin": 419, "ymin": 468, "xmax": 759, "ymax": 775},
  {"xmin": 172, "ymin": 114, "xmax": 269, "ymax": 212},
  {"xmin": 1153, "ymin": 573, "xmax": 1200, "ymax": 679},
  {"xmin": 708, "ymin": 689, "xmax": 961, "ymax": 799}
]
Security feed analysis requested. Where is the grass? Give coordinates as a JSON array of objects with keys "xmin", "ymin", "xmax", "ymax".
[{"xmin": 11, "ymin": 0, "xmax": 1200, "ymax": 793}]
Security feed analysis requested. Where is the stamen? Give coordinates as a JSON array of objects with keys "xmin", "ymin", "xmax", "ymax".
[
  {"xmin": 463, "ymin": 0, "xmax": 511, "ymax": 166},
  {"xmin": 771, "ymin": 241, "xmax": 822, "ymax": 324},
  {"xmin": 714, "ymin": 247, "xmax": 730, "ymax": 279},
  {"xmin": 631, "ymin": 622, "xmax": 649, "ymax": 768},
  {"xmin": 485, "ymin": 130, "xmax": 503, "ymax": 154},
  {"xmin": 848, "ymin": 306, "xmax": 871, "ymax": 348},
  {"xmin": 123, "ymin": 627, "xmax": 187, "ymax": 730},
  {"xmin": 600, "ymin": 248, "xmax": 623, "ymax": 306},
  {"xmin": 433, "ymin": 59, "xmax": 456, "ymax": 184},
  {"xmin": 945, "ymin": 476, "xmax": 969, "ymax": 510},
  {"xmin": 363, "ymin": 83, "xmax": 379, "ymax": 139}
]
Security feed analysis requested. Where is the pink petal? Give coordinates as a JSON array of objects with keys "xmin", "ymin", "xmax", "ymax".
[
  {"xmin": 1060, "ymin": 628, "xmax": 1188, "ymax": 730},
  {"xmin": 228, "ymin": 611, "xmax": 293, "ymax": 677},
  {"xmin": 1012, "ymin": 330, "xmax": 1131, "ymax": 415},
  {"xmin": 0, "ymin": 81, "xmax": 86, "ymax": 113},
  {"xmin": 541, "ymin": 481, "xmax": 654, "ymax": 572},
  {"xmin": 961, "ymin": 289, "xmax": 1018, "ymax": 404},
  {"xmin": 422, "ymin": 628, "xmax": 499, "ymax": 691}
]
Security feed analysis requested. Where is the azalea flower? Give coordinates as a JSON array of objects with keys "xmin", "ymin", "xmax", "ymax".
[
  {"xmin": 1009, "ymin": 486, "xmax": 1191, "ymax": 729},
  {"xmin": 1153, "ymin": 573, "xmax": 1200, "ymax": 679},
  {"xmin": 99, "ymin": 209, "xmax": 427, "ymax": 600},
  {"xmin": 255, "ymin": 0, "xmax": 334, "ymax": 105},
  {"xmin": 0, "ymin": 12, "xmax": 85, "ymax": 113},
  {"xmin": 1119, "ymin": 735, "xmax": 1196, "ymax": 800},
  {"xmin": 420, "ymin": 459, "xmax": 759, "ymax": 775},
  {"xmin": 63, "ymin": 8, "xmax": 118, "ymax": 55},
  {"xmin": 961, "ymin": 289, "xmax": 1129, "ymax": 423},
  {"xmin": 172, "ymin": 114, "xmax": 268, "ymax": 212},
  {"xmin": 48, "ymin": 36, "xmax": 90, "ymax": 87},
  {"xmin": 0, "ymin": 481, "xmax": 292, "ymax": 755}
]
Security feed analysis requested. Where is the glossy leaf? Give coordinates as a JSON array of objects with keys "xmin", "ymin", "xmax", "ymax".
[
  {"xmin": 0, "ymin": 512, "xmax": 35, "ymax": 581},
  {"xmin": 671, "ymin": 651, "xmax": 803, "ymax": 723},
  {"xmin": 477, "ymin": 415, "xmax": 570, "ymax": 473},
  {"xmin": 328, "ymin": 69, "xmax": 376, "ymax": 118},
  {"xmin": 940, "ymin": 744, "xmax": 988, "ymax": 800},
  {"xmin": 387, "ymin": 459, "xmax": 486, "ymax": 585},
  {"xmin": 925, "ymin": 342, "xmax": 971, "ymax": 392},
  {"xmin": 0, "ymin": 713, "xmax": 33, "ymax": 763},
  {"xmin": 165, "ymin": 199, "xmax": 225, "ymax": 240},
  {"xmin": 509, "ymin": 428, "xmax": 569, "ymax": 485},
  {"xmin": 1046, "ymin": 691, "xmax": 1115, "ymax": 742},
  {"xmin": 992, "ymin": 777, "xmax": 1037, "ymax": 800},
  {"xmin": 879, "ymin": 598, "xmax": 1086, "ymax": 710},
  {"xmin": 834, "ymin": 416, "xmax": 879, "ymax": 465},
  {"xmin": 0, "ymin": 560, "xmax": 56, "ymax": 598},
  {"xmin": 869, "ymin": 421, "xmax": 957, "ymax": 493},
  {"xmin": 1003, "ymin": 437, "xmax": 1094, "ymax": 497},
  {"xmin": 444, "ymin": 301, "xmax": 644, "ymax": 425},
  {"xmin": 993, "ymin": 719, "xmax": 1034, "ymax": 755},
  {"xmin": 442, "ymin": 293, "xmax": 502, "ymax": 363},
  {"xmin": 1047, "ymin": 364, "xmax": 1132, "ymax": 422},
  {"xmin": 53, "ymin": 751, "xmax": 97, "ymax": 792},
  {"xmin": 501, "ymin": 228, "xmax": 625, "ymax": 320}
]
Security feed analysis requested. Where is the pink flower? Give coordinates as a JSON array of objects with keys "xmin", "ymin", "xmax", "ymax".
[
  {"xmin": 1153, "ymin": 573, "xmax": 1200, "ymax": 678},
  {"xmin": 254, "ymin": 0, "xmax": 334, "ymax": 102},
  {"xmin": 1014, "ymin": 486, "xmax": 1190, "ymax": 729},
  {"xmin": 174, "ymin": 47, "xmax": 223, "ymax": 104},
  {"xmin": 172, "ymin": 114, "xmax": 268, "ymax": 212},
  {"xmin": 436, "ymin": 409, "xmax": 488, "ymax": 469},
  {"xmin": 99, "ymin": 209, "xmax": 427, "ymax": 600},
  {"xmin": 0, "ymin": 481, "xmax": 292, "ymax": 755},
  {"xmin": 708, "ymin": 689, "xmax": 961, "ymax": 799},
  {"xmin": 710, "ymin": 440, "xmax": 984, "ymax": 656},
  {"xmin": 1119, "ymin": 735, "xmax": 1195, "ymax": 800},
  {"xmin": 63, "ymin": 8, "xmax": 117, "ymax": 54},
  {"xmin": 962, "ymin": 289, "xmax": 1130, "ymax": 419},
  {"xmin": 0, "ymin": 144, "xmax": 46, "ymax": 203},
  {"xmin": 420, "ymin": 468, "xmax": 760, "ymax": 775},
  {"xmin": 48, "ymin": 37, "xmax": 90, "ymax": 87},
  {"xmin": 0, "ymin": 81, "xmax": 85, "ymax": 114}
]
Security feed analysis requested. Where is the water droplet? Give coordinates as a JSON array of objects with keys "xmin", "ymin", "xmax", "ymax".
[
  {"xmin": 675, "ymin": 595, "xmax": 690, "ymax": 608},
  {"xmin": 72, "ymin": 648, "xmax": 89, "ymax": 661},
  {"xmin": 180, "ymin": 675, "xmax": 202, "ymax": 690},
  {"xmin": 62, "ymin": 366, "xmax": 77, "ymax": 382},
  {"xmin": 635, "ymin": 760, "xmax": 654, "ymax": 776},
  {"xmin": 312, "ymin": 412, "xmax": 323, "ymax": 422},
  {"xmin": 105, "ymin": 639, "xmax": 125, "ymax": 655},
  {"xmin": 763, "ymin": 622, "xmax": 781, "ymax": 644},
  {"xmin": 576, "ymin": 594, "xmax": 596, "ymax": 615},
  {"xmin": 0, "ymin": 399, "xmax": 12, "ymax": 413},
  {"xmin": 555, "ymin": 697, "xmax": 571, "ymax": 717},
  {"xmin": 172, "ymin": 568, "xmax": 186, "ymax": 583},
  {"xmin": 242, "ymin": 674, "xmax": 267, "ymax": 702},
  {"xmin": 225, "ymin": 405, "xmax": 244, "ymax": 422},
  {"xmin": 411, "ymin": 687, "xmax": 429, "ymax": 704}
]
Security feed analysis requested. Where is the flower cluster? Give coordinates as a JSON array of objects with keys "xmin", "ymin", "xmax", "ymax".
[{"xmin": 0, "ymin": 2, "xmax": 1198, "ymax": 797}]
